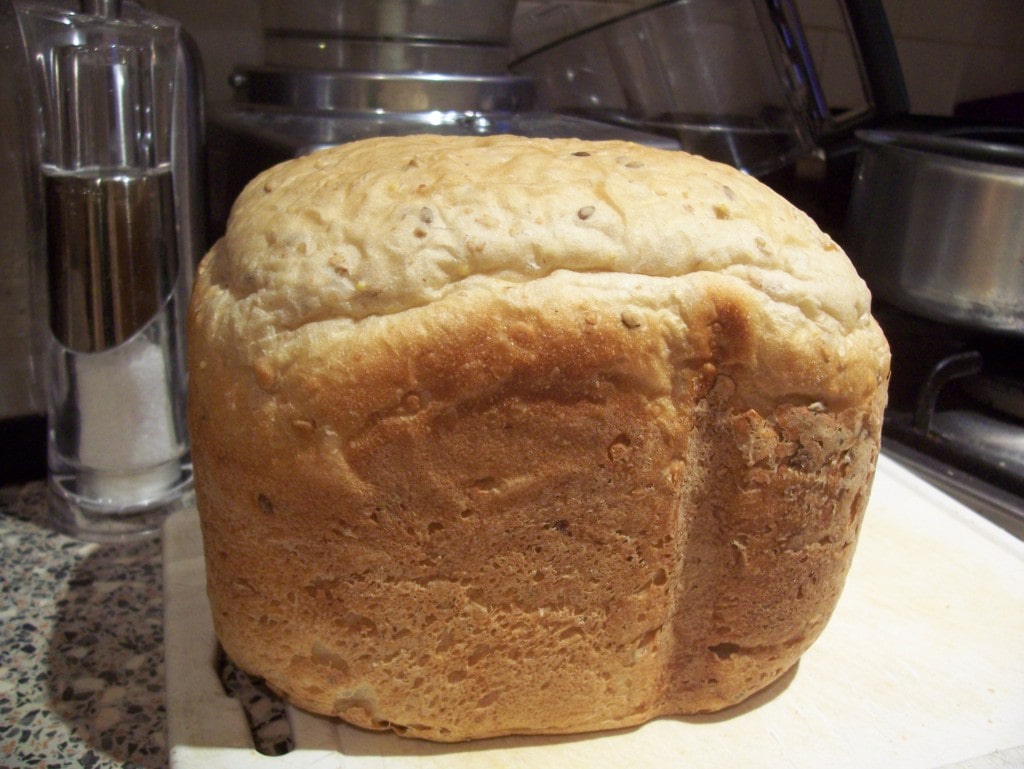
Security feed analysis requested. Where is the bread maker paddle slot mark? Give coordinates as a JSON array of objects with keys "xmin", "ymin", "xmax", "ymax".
[{"xmin": 215, "ymin": 644, "xmax": 294, "ymax": 756}]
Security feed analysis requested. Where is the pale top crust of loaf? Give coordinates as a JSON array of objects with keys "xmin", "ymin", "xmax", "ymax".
[
  {"xmin": 202, "ymin": 134, "xmax": 881, "ymax": 375},
  {"xmin": 188, "ymin": 135, "xmax": 891, "ymax": 741}
]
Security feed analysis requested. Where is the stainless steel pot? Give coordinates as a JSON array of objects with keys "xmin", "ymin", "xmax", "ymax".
[{"xmin": 845, "ymin": 129, "xmax": 1024, "ymax": 337}]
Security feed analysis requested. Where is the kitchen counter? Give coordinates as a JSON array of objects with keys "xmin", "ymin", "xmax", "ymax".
[
  {"xmin": 0, "ymin": 481, "xmax": 168, "ymax": 769},
  {"xmin": 5, "ymin": 455, "xmax": 1024, "ymax": 769}
]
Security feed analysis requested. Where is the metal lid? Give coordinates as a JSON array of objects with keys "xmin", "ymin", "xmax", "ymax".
[{"xmin": 231, "ymin": 67, "xmax": 535, "ymax": 114}]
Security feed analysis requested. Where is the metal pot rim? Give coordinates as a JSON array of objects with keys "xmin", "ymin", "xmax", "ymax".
[{"xmin": 856, "ymin": 128, "xmax": 1024, "ymax": 171}]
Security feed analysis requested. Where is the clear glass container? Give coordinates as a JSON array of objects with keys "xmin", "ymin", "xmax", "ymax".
[{"xmin": 511, "ymin": 0, "xmax": 825, "ymax": 177}]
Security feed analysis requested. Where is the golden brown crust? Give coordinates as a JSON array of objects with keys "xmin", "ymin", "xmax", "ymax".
[{"xmin": 188, "ymin": 135, "xmax": 890, "ymax": 741}]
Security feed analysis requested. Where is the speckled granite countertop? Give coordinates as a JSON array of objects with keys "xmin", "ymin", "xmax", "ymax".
[{"xmin": 0, "ymin": 481, "xmax": 168, "ymax": 769}]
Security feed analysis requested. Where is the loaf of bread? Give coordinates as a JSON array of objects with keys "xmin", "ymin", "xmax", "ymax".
[{"xmin": 187, "ymin": 134, "xmax": 890, "ymax": 742}]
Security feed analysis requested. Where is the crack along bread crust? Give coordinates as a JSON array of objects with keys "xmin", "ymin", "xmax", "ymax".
[{"xmin": 187, "ymin": 134, "xmax": 890, "ymax": 742}]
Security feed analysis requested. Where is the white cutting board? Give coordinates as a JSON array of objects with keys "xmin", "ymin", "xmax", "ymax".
[{"xmin": 163, "ymin": 454, "xmax": 1024, "ymax": 769}]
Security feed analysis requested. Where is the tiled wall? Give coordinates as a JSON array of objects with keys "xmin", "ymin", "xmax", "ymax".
[{"xmin": 145, "ymin": 0, "xmax": 1024, "ymax": 117}]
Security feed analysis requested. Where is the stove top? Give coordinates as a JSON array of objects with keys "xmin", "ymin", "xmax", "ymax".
[{"xmin": 873, "ymin": 303, "xmax": 1024, "ymax": 539}]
